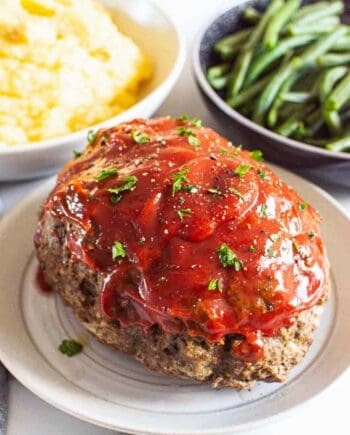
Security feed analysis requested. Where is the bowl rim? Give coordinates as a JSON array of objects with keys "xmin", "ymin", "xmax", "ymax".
[
  {"xmin": 0, "ymin": 0, "xmax": 186, "ymax": 156},
  {"xmin": 192, "ymin": 0, "xmax": 350, "ymax": 162}
]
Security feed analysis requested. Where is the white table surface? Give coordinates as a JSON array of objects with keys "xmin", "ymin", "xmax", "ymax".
[{"xmin": 1, "ymin": 1, "xmax": 350, "ymax": 434}]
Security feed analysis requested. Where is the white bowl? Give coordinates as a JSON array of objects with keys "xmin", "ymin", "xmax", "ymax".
[{"xmin": 0, "ymin": 0, "xmax": 185, "ymax": 181}]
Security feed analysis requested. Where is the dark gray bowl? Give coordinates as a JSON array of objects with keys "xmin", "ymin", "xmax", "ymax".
[{"xmin": 193, "ymin": 0, "xmax": 350, "ymax": 187}]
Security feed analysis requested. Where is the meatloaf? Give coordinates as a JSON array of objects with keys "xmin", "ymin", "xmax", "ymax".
[{"xmin": 35, "ymin": 117, "xmax": 329, "ymax": 389}]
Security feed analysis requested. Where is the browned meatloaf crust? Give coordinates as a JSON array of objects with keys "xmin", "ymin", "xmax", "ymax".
[{"xmin": 36, "ymin": 213, "xmax": 325, "ymax": 389}]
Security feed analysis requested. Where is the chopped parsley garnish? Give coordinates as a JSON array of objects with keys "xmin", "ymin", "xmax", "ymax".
[
  {"xmin": 249, "ymin": 245, "xmax": 258, "ymax": 252},
  {"xmin": 266, "ymin": 248, "xmax": 276, "ymax": 257},
  {"xmin": 298, "ymin": 201, "xmax": 308, "ymax": 211},
  {"xmin": 182, "ymin": 184, "xmax": 199, "ymax": 193},
  {"xmin": 207, "ymin": 188, "xmax": 222, "ymax": 196},
  {"xmin": 257, "ymin": 169, "xmax": 270, "ymax": 179},
  {"xmin": 217, "ymin": 243, "xmax": 243, "ymax": 270},
  {"xmin": 191, "ymin": 117, "xmax": 202, "ymax": 127},
  {"xmin": 177, "ymin": 127, "xmax": 200, "ymax": 146},
  {"xmin": 188, "ymin": 135, "xmax": 200, "ymax": 147},
  {"xmin": 177, "ymin": 114, "xmax": 188, "ymax": 121},
  {"xmin": 270, "ymin": 233, "xmax": 280, "ymax": 242},
  {"xmin": 59, "ymin": 339, "xmax": 83, "ymax": 357},
  {"xmin": 87, "ymin": 129, "xmax": 98, "ymax": 144},
  {"xmin": 177, "ymin": 208, "xmax": 192, "ymax": 220},
  {"xmin": 258, "ymin": 203, "xmax": 269, "ymax": 217},
  {"xmin": 229, "ymin": 187, "xmax": 245, "ymax": 200},
  {"xmin": 94, "ymin": 168, "xmax": 118, "ymax": 182},
  {"xmin": 108, "ymin": 176, "xmax": 137, "ymax": 202},
  {"xmin": 101, "ymin": 132, "xmax": 110, "ymax": 144},
  {"xmin": 308, "ymin": 231, "xmax": 315, "ymax": 238},
  {"xmin": 131, "ymin": 130, "xmax": 150, "ymax": 144},
  {"xmin": 250, "ymin": 149, "xmax": 264, "ymax": 161},
  {"xmin": 172, "ymin": 167, "xmax": 189, "ymax": 196},
  {"xmin": 220, "ymin": 148, "xmax": 238, "ymax": 158},
  {"xmin": 208, "ymin": 278, "xmax": 223, "ymax": 291},
  {"xmin": 112, "ymin": 240, "xmax": 126, "ymax": 260},
  {"xmin": 234, "ymin": 164, "xmax": 252, "ymax": 177},
  {"xmin": 73, "ymin": 150, "xmax": 82, "ymax": 159}
]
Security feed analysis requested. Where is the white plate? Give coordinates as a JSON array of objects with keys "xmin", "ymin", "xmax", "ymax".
[{"xmin": 0, "ymin": 167, "xmax": 350, "ymax": 434}]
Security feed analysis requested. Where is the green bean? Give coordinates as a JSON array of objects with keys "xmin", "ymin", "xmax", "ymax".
[
  {"xmin": 264, "ymin": 0, "xmax": 302, "ymax": 49},
  {"xmin": 242, "ymin": 6, "xmax": 261, "ymax": 24},
  {"xmin": 283, "ymin": 91, "xmax": 313, "ymax": 103},
  {"xmin": 253, "ymin": 58, "xmax": 302, "ymax": 124},
  {"xmin": 276, "ymin": 119, "xmax": 303, "ymax": 137},
  {"xmin": 291, "ymin": 2, "xmax": 334, "ymax": 21},
  {"xmin": 287, "ymin": 16, "xmax": 340, "ymax": 36},
  {"xmin": 245, "ymin": 34, "xmax": 315, "ymax": 86},
  {"xmin": 319, "ymin": 66, "xmax": 348, "ymax": 102},
  {"xmin": 301, "ymin": 27, "xmax": 347, "ymax": 66},
  {"xmin": 267, "ymin": 70, "xmax": 307, "ymax": 127},
  {"xmin": 254, "ymin": 29, "xmax": 346, "ymax": 124},
  {"xmin": 227, "ymin": 71, "xmax": 275, "ymax": 108},
  {"xmin": 213, "ymin": 29, "xmax": 251, "ymax": 60},
  {"xmin": 207, "ymin": 64, "xmax": 230, "ymax": 90},
  {"xmin": 227, "ymin": 0, "xmax": 284, "ymax": 98},
  {"xmin": 325, "ymin": 71, "xmax": 350, "ymax": 111},
  {"xmin": 317, "ymin": 53, "xmax": 350, "ymax": 68},
  {"xmin": 322, "ymin": 108, "xmax": 342, "ymax": 135},
  {"xmin": 326, "ymin": 135, "xmax": 350, "ymax": 152},
  {"xmin": 275, "ymin": 104, "xmax": 313, "ymax": 137},
  {"xmin": 332, "ymin": 35, "xmax": 350, "ymax": 52},
  {"xmin": 289, "ymin": 0, "xmax": 344, "ymax": 27}
]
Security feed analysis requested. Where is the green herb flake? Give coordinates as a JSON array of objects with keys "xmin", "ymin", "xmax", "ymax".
[
  {"xmin": 258, "ymin": 203, "xmax": 269, "ymax": 217},
  {"xmin": 87, "ymin": 129, "xmax": 98, "ymax": 144},
  {"xmin": 229, "ymin": 187, "xmax": 245, "ymax": 200},
  {"xmin": 177, "ymin": 208, "xmax": 192, "ymax": 220},
  {"xmin": 131, "ymin": 130, "xmax": 150, "ymax": 144},
  {"xmin": 250, "ymin": 149, "xmax": 264, "ymax": 161},
  {"xmin": 266, "ymin": 248, "xmax": 276, "ymax": 257},
  {"xmin": 207, "ymin": 188, "xmax": 222, "ymax": 196},
  {"xmin": 59, "ymin": 339, "xmax": 83, "ymax": 357},
  {"xmin": 270, "ymin": 233, "xmax": 280, "ymax": 242},
  {"xmin": 108, "ymin": 176, "xmax": 138, "ymax": 202},
  {"xmin": 191, "ymin": 117, "xmax": 202, "ymax": 127},
  {"xmin": 308, "ymin": 231, "xmax": 316, "ymax": 238},
  {"xmin": 257, "ymin": 169, "xmax": 270, "ymax": 180},
  {"xmin": 234, "ymin": 164, "xmax": 252, "ymax": 177},
  {"xmin": 249, "ymin": 245, "xmax": 258, "ymax": 252},
  {"xmin": 73, "ymin": 150, "xmax": 82, "ymax": 159},
  {"xmin": 177, "ymin": 127, "xmax": 200, "ymax": 147},
  {"xmin": 217, "ymin": 243, "xmax": 243, "ymax": 271},
  {"xmin": 220, "ymin": 148, "xmax": 238, "ymax": 158},
  {"xmin": 182, "ymin": 184, "xmax": 199, "ymax": 193},
  {"xmin": 298, "ymin": 201, "xmax": 308, "ymax": 211},
  {"xmin": 188, "ymin": 135, "xmax": 200, "ymax": 147},
  {"xmin": 208, "ymin": 278, "xmax": 223, "ymax": 291},
  {"xmin": 172, "ymin": 167, "xmax": 189, "ymax": 196},
  {"xmin": 177, "ymin": 114, "xmax": 188, "ymax": 121},
  {"xmin": 94, "ymin": 168, "xmax": 118, "ymax": 182},
  {"xmin": 112, "ymin": 240, "xmax": 126, "ymax": 260}
]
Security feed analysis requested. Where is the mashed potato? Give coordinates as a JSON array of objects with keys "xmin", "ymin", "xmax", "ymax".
[{"xmin": 0, "ymin": 0, "xmax": 152, "ymax": 146}]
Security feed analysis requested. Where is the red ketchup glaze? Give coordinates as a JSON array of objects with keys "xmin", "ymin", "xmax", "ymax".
[
  {"xmin": 36, "ymin": 267, "xmax": 53, "ymax": 294},
  {"xmin": 39, "ymin": 117, "xmax": 329, "ymax": 361}
]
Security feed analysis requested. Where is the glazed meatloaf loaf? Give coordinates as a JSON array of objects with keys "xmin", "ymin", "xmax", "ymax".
[{"xmin": 35, "ymin": 117, "xmax": 329, "ymax": 389}]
